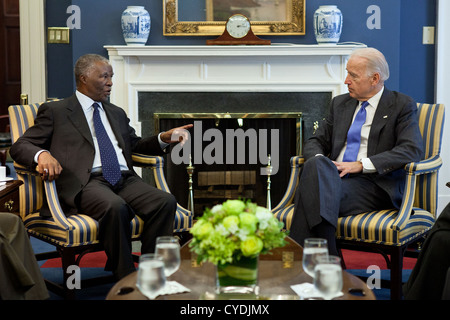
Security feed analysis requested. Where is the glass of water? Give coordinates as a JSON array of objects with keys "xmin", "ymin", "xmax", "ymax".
[
  {"xmin": 313, "ymin": 255, "xmax": 343, "ymax": 300},
  {"xmin": 136, "ymin": 253, "xmax": 166, "ymax": 300},
  {"xmin": 302, "ymin": 238, "xmax": 329, "ymax": 278},
  {"xmin": 155, "ymin": 236, "xmax": 181, "ymax": 278}
]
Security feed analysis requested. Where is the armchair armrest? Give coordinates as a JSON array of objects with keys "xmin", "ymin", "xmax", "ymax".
[
  {"xmin": 131, "ymin": 153, "xmax": 160, "ymax": 167},
  {"xmin": 131, "ymin": 153, "xmax": 193, "ymax": 232},
  {"xmin": 131, "ymin": 153, "xmax": 171, "ymax": 192},
  {"xmin": 391, "ymin": 155, "xmax": 443, "ymax": 231},
  {"xmin": 43, "ymin": 181, "xmax": 74, "ymax": 231},
  {"xmin": 404, "ymin": 154, "xmax": 443, "ymax": 174},
  {"xmin": 13, "ymin": 162, "xmax": 74, "ymax": 231},
  {"xmin": 13, "ymin": 162, "xmax": 34, "ymax": 173},
  {"xmin": 271, "ymin": 156, "xmax": 304, "ymax": 213}
]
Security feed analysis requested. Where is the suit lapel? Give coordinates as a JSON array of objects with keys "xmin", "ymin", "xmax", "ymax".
[
  {"xmin": 103, "ymin": 103, "xmax": 127, "ymax": 151},
  {"xmin": 66, "ymin": 95, "xmax": 95, "ymax": 147},
  {"xmin": 341, "ymin": 99, "xmax": 359, "ymax": 132},
  {"xmin": 367, "ymin": 89, "xmax": 394, "ymax": 155}
]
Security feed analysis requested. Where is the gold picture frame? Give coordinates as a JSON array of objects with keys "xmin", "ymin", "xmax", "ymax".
[{"xmin": 163, "ymin": 0, "xmax": 306, "ymax": 36}]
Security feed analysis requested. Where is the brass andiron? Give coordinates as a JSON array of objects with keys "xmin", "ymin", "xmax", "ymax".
[
  {"xmin": 186, "ymin": 154, "xmax": 195, "ymax": 216},
  {"xmin": 266, "ymin": 154, "xmax": 272, "ymax": 210}
]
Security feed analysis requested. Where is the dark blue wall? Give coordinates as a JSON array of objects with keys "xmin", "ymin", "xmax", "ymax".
[
  {"xmin": 46, "ymin": 0, "xmax": 74, "ymax": 99},
  {"xmin": 46, "ymin": 0, "xmax": 436, "ymax": 103},
  {"xmin": 399, "ymin": 0, "xmax": 436, "ymax": 103}
]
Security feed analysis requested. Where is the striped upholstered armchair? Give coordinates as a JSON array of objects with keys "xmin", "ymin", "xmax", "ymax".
[
  {"xmin": 8, "ymin": 103, "xmax": 193, "ymax": 299},
  {"xmin": 272, "ymin": 103, "xmax": 445, "ymax": 300},
  {"xmin": 272, "ymin": 155, "xmax": 304, "ymax": 230}
]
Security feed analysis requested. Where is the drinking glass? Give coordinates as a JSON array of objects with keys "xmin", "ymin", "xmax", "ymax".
[
  {"xmin": 155, "ymin": 236, "xmax": 181, "ymax": 277},
  {"xmin": 313, "ymin": 255, "xmax": 343, "ymax": 300},
  {"xmin": 136, "ymin": 253, "xmax": 166, "ymax": 300},
  {"xmin": 302, "ymin": 238, "xmax": 329, "ymax": 278}
]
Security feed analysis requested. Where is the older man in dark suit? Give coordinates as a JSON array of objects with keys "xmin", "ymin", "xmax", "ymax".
[
  {"xmin": 289, "ymin": 48, "xmax": 424, "ymax": 255},
  {"xmin": 10, "ymin": 54, "xmax": 192, "ymax": 279}
]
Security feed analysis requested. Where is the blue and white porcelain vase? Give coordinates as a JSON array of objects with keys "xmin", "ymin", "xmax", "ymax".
[
  {"xmin": 313, "ymin": 5, "xmax": 343, "ymax": 45},
  {"xmin": 121, "ymin": 6, "xmax": 151, "ymax": 46}
]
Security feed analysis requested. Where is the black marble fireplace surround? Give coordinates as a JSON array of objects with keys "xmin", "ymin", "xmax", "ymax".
[{"xmin": 138, "ymin": 91, "xmax": 331, "ymax": 213}]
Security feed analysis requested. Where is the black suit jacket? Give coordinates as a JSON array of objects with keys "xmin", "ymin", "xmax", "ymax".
[
  {"xmin": 10, "ymin": 94, "xmax": 166, "ymax": 216},
  {"xmin": 303, "ymin": 88, "xmax": 424, "ymax": 209},
  {"xmin": 404, "ymin": 202, "xmax": 450, "ymax": 299}
]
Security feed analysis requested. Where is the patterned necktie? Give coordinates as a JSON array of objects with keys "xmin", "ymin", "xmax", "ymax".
[
  {"xmin": 92, "ymin": 103, "xmax": 121, "ymax": 186},
  {"xmin": 342, "ymin": 101, "xmax": 369, "ymax": 162}
]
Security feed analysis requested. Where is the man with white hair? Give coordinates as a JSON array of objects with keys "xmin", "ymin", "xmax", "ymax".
[{"xmin": 289, "ymin": 48, "xmax": 424, "ymax": 255}]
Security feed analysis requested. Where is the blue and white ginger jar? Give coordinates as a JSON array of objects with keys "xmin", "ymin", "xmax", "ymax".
[
  {"xmin": 121, "ymin": 6, "xmax": 151, "ymax": 46},
  {"xmin": 313, "ymin": 5, "xmax": 343, "ymax": 44}
]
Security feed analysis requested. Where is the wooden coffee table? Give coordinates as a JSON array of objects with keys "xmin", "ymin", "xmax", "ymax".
[{"xmin": 106, "ymin": 237, "xmax": 375, "ymax": 300}]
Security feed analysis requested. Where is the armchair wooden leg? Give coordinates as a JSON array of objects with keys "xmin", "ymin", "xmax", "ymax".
[
  {"xmin": 61, "ymin": 247, "xmax": 78, "ymax": 300},
  {"xmin": 337, "ymin": 246, "xmax": 347, "ymax": 269},
  {"xmin": 390, "ymin": 247, "xmax": 404, "ymax": 300},
  {"xmin": 41, "ymin": 247, "xmax": 77, "ymax": 299}
]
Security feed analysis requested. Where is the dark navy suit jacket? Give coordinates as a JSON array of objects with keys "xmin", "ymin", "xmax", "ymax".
[{"xmin": 303, "ymin": 88, "xmax": 424, "ymax": 209}]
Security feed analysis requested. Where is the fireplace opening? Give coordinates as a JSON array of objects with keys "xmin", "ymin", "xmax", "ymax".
[{"xmin": 157, "ymin": 115, "xmax": 300, "ymax": 217}]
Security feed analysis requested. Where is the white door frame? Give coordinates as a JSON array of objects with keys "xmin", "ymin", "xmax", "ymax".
[
  {"xmin": 19, "ymin": 0, "xmax": 47, "ymax": 103},
  {"xmin": 436, "ymin": 0, "xmax": 450, "ymax": 214}
]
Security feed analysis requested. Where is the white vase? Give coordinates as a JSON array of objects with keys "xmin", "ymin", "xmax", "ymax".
[
  {"xmin": 313, "ymin": 5, "xmax": 343, "ymax": 45},
  {"xmin": 121, "ymin": 6, "xmax": 151, "ymax": 46}
]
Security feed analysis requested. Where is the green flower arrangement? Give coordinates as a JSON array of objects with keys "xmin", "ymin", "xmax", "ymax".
[{"xmin": 189, "ymin": 199, "xmax": 287, "ymax": 265}]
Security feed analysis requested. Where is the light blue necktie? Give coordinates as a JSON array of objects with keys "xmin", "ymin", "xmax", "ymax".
[
  {"xmin": 342, "ymin": 101, "xmax": 369, "ymax": 162},
  {"xmin": 92, "ymin": 103, "xmax": 121, "ymax": 186}
]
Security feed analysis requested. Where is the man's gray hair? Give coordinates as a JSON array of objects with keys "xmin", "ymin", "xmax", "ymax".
[
  {"xmin": 74, "ymin": 54, "xmax": 110, "ymax": 86},
  {"xmin": 350, "ymin": 47, "xmax": 390, "ymax": 82}
]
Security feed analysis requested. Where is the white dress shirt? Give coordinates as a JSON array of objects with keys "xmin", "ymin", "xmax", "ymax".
[{"xmin": 76, "ymin": 91, "xmax": 129, "ymax": 171}]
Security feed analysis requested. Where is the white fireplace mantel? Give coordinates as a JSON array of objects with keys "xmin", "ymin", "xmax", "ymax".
[{"xmin": 105, "ymin": 44, "xmax": 366, "ymax": 135}]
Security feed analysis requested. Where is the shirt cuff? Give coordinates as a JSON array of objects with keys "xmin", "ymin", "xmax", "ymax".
[
  {"xmin": 360, "ymin": 158, "xmax": 376, "ymax": 173},
  {"xmin": 34, "ymin": 150, "xmax": 49, "ymax": 163},
  {"xmin": 158, "ymin": 132, "xmax": 170, "ymax": 150}
]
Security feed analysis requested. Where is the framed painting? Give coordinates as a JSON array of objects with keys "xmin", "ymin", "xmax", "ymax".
[{"xmin": 163, "ymin": 0, "xmax": 306, "ymax": 36}]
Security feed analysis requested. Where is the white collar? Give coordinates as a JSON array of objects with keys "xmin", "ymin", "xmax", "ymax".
[
  {"xmin": 76, "ymin": 90, "xmax": 103, "ymax": 112},
  {"xmin": 364, "ymin": 86, "xmax": 384, "ymax": 109}
]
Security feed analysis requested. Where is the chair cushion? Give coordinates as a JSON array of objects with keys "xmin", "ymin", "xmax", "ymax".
[
  {"xmin": 24, "ymin": 212, "xmax": 144, "ymax": 247},
  {"xmin": 274, "ymin": 205, "xmax": 435, "ymax": 246},
  {"xmin": 336, "ymin": 208, "xmax": 435, "ymax": 246}
]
